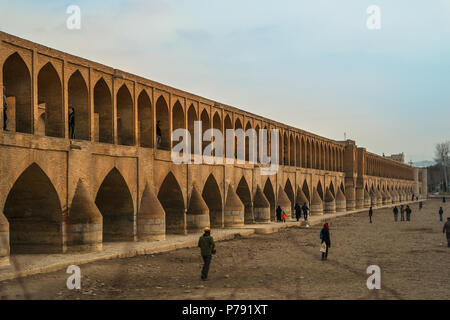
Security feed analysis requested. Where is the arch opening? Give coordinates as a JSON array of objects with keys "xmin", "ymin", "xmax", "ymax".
[
  {"xmin": 95, "ymin": 168, "xmax": 135, "ymax": 241},
  {"xmin": 68, "ymin": 71, "xmax": 90, "ymax": 140},
  {"xmin": 94, "ymin": 78, "xmax": 113, "ymax": 143},
  {"xmin": 2, "ymin": 52, "xmax": 32, "ymax": 133},
  {"xmin": 138, "ymin": 90, "xmax": 153, "ymax": 148},
  {"xmin": 158, "ymin": 172, "xmax": 186, "ymax": 234},
  {"xmin": 202, "ymin": 175, "xmax": 223, "ymax": 228}
]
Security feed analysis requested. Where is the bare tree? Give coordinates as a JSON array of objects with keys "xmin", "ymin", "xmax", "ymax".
[{"xmin": 434, "ymin": 141, "xmax": 449, "ymax": 192}]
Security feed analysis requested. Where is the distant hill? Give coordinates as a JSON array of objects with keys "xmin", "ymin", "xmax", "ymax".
[{"xmin": 411, "ymin": 160, "xmax": 436, "ymax": 168}]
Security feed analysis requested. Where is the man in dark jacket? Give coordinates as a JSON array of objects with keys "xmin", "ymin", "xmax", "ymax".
[
  {"xmin": 3, "ymin": 88, "xmax": 8, "ymax": 131},
  {"xmin": 369, "ymin": 206, "xmax": 373, "ymax": 224},
  {"xmin": 320, "ymin": 223, "xmax": 331, "ymax": 260},
  {"xmin": 393, "ymin": 206, "xmax": 399, "ymax": 222},
  {"xmin": 443, "ymin": 218, "xmax": 450, "ymax": 247},
  {"xmin": 302, "ymin": 203, "xmax": 309, "ymax": 221},
  {"xmin": 443, "ymin": 197, "xmax": 446, "ymax": 203},
  {"xmin": 68, "ymin": 107, "xmax": 75, "ymax": 139},
  {"xmin": 276, "ymin": 205, "xmax": 282, "ymax": 222},
  {"xmin": 439, "ymin": 207, "xmax": 444, "ymax": 222},
  {"xmin": 156, "ymin": 120, "xmax": 162, "ymax": 148},
  {"xmin": 198, "ymin": 227, "xmax": 215, "ymax": 280},
  {"xmin": 406, "ymin": 205, "xmax": 412, "ymax": 221},
  {"xmin": 295, "ymin": 203, "xmax": 301, "ymax": 221}
]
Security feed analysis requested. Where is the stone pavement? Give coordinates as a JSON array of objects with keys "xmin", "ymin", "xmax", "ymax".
[{"xmin": 0, "ymin": 200, "xmax": 421, "ymax": 282}]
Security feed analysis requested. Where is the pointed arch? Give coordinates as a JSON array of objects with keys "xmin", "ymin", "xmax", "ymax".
[
  {"xmin": 94, "ymin": 78, "xmax": 113, "ymax": 143},
  {"xmin": 317, "ymin": 180, "xmax": 324, "ymax": 200},
  {"xmin": 68, "ymin": 70, "xmax": 90, "ymax": 140},
  {"xmin": 289, "ymin": 134, "xmax": 295, "ymax": 166},
  {"xmin": 278, "ymin": 130, "xmax": 283, "ymax": 165},
  {"xmin": 138, "ymin": 90, "xmax": 153, "ymax": 148},
  {"xmin": 236, "ymin": 176, "xmax": 253, "ymax": 224},
  {"xmin": 4, "ymin": 163, "xmax": 63, "ymax": 252},
  {"xmin": 38, "ymin": 62, "xmax": 63, "ymax": 137},
  {"xmin": 202, "ymin": 174, "xmax": 223, "ymax": 228},
  {"xmin": 2, "ymin": 52, "xmax": 32, "ymax": 133},
  {"xmin": 255, "ymin": 124, "xmax": 260, "ymax": 163},
  {"xmin": 234, "ymin": 118, "xmax": 243, "ymax": 160},
  {"xmin": 244, "ymin": 121, "xmax": 254, "ymax": 163},
  {"xmin": 283, "ymin": 132, "xmax": 289, "ymax": 166},
  {"xmin": 117, "ymin": 85, "xmax": 135, "ymax": 145},
  {"xmin": 224, "ymin": 114, "xmax": 233, "ymax": 159},
  {"xmin": 284, "ymin": 179, "xmax": 295, "ymax": 215},
  {"xmin": 172, "ymin": 100, "xmax": 185, "ymax": 152},
  {"xmin": 296, "ymin": 136, "xmax": 301, "ymax": 167},
  {"xmin": 201, "ymin": 109, "xmax": 211, "ymax": 154},
  {"xmin": 158, "ymin": 172, "xmax": 185, "ymax": 234},
  {"xmin": 156, "ymin": 95, "xmax": 170, "ymax": 150},
  {"xmin": 95, "ymin": 168, "xmax": 135, "ymax": 241},
  {"xmin": 302, "ymin": 180, "xmax": 310, "ymax": 203},
  {"xmin": 187, "ymin": 104, "xmax": 197, "ymax": 155},
  {"xmin": 212, "ymin": 112, "xmax": 222, "ymax": 157},
  {"xmin": 329, "ymin": 181, "xmax": 335, "ymax": 197},
  {"xmin": 263, "ymin": 178, "xmax": 276, "ymax": 221}
]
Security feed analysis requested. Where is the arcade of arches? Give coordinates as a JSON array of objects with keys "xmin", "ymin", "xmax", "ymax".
[{"xmin": 0, "ymin": 32, "xmax": 426, "ymax": 265}]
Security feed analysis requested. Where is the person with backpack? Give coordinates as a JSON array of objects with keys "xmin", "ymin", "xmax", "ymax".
[
  {"xmin": 320, "ymin": 223, "xmax": 331, "ymax": 260},
  {"xmin": 281, "ymin": 211, "xmax": 287, "ymax": 223},
  {"xmin": 443, "ymin": 217, "xmax": 450, "ymax": 248}
]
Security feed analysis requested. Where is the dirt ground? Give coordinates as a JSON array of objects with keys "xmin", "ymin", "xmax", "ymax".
[{"xmin": 0, "ymin": 199, "xmax": 449, "ymax": 300}]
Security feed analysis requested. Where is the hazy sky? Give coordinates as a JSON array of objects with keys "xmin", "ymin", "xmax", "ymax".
[{"xmin": 1, "ymin": 0, "xmax": 449, "ymax": 162}]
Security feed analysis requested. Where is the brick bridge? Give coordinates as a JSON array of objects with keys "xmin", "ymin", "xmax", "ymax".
[{"xmin": 0, "ymin": 32, "xmax": 426, "ymax": 265}]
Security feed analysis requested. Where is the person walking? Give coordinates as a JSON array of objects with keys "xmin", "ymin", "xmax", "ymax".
[
  {"xmin": 156, "ymin": 120, "xmax": 162, "ymax": 148},
  {"xmin": 320, "ymin": 223, "xmax": 331, "ymax": 260},
  {"xmin": 276, "ymin": 205, "xmax": 282, "ymax": 222},
  {"xmin": 393, "ymin": 206, "xmax": 399, "ymax": 222},
  {"xmin": 295, "ymin": 203, "xmax": 301, "ymax": 221},
  {"xmin": 198, "ymin": 227, "xmax": 216, "ymax": 281},
  {"xmin": 443, "ymin": 197, "xmax": 446, "ymax": 204},
  {"xmin": 369, "ymin": 206, "xmax": 373, "ymax": 224},
  {"xmin": 302, "ymin": 202, "xmax": 309, "ymax": 221},
  {"xmin": 406, "ymin": 205, "xmax": 412, "ymax": 221},
  {"xmin": 400, "ymin": 205, "xmax": 405, "ymax": 221},
  {"xmin": 419, "ymin": 201, "xmax": 423, "ymax": 211},
  {"xmin": 439, "ymin": 207, "xmax": 444, "ymax": 222},
  {"xmin": 3, "ymin": 88, "xmax": 8, "ymax": 131},
  {"xmin": 68, "ymin": 107, "xmax": 75, "ymax": 139},
  {"xmin": 443, "ymin": 218, "xmax": 450, "ymax": 248}
]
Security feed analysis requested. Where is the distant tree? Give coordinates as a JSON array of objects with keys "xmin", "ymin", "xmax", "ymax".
[{"xmin": 434, "ymin": 141, "xmax": 449, "ymax": 192}]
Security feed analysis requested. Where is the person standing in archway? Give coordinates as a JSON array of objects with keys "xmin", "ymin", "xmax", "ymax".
[
  {"xmin": 198, "ymin": 227, "xmax": 215, "ymax": 281},
  {"xmin": 156, "ymin": 120, "xmax": 162, "ymax": 149},
  {"xmin": 68, "ymin": 107, "xmax": 75, "ymax": 139},
  {"xmin": 3, "ymin": 87, "xmax": 8, "ymax": 131},
  {"xmin": 276, "ymin": 205, "xmax": 282, "ymax": 222}
]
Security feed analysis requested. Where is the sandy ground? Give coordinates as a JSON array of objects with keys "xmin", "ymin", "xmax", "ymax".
[{"xmin": 0, "ymin": 199, "xmax": 449, "ymax": 300}]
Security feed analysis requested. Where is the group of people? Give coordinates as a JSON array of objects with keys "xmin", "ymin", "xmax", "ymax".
[{"xmin": 392, "ymin": 205, "xmax": 413, "ymax": 222}]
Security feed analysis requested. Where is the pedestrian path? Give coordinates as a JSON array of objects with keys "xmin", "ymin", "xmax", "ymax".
[{"xmin": 0, "ymin": 200, "xmax": 421, "ymax": 282}]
